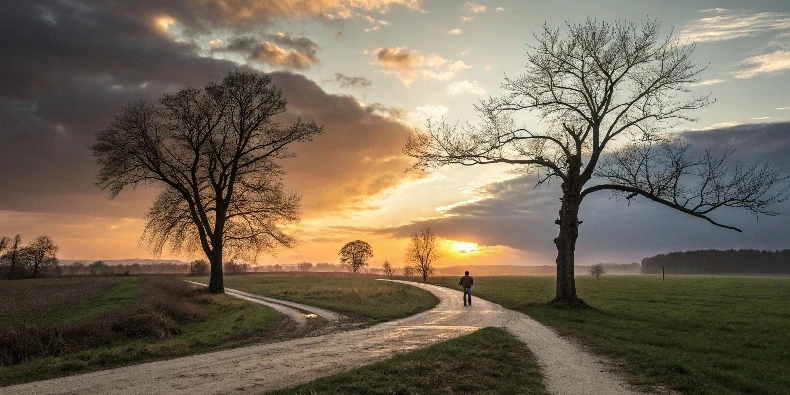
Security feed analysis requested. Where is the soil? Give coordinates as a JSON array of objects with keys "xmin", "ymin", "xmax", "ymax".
[{"xmin": 2, "ymin": 280, "xmax": 646, "ymax": 395}]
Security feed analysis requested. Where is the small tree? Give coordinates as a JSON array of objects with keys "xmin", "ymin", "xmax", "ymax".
[
  {"xmin": 0, "ymin": 235, "xmax": 23, "ymax": 279},
  {"xmin": 403, "ymin": 266, "xmax": 417, "ymax": 278},
  {"xmin": 382, "ymin": 260, "xmax": 394, "ymax": 276},
  {"xmin": 590, "ymin": 263, "xmax": 605, "ymax": 279},
  {"xmin": 190, "ymin": 259, "xmax": 209, "ymax": 276},
  {"xmin": 339, "ymin": 240, "xmax": 373, "ymax": 273},
  {"xmin": 297, "ymin": 261, "xmax": 313, "ymax": 272},
  {"xmin": 405, "ymin": 227, "xmax": 442, "ymax": 282},
  {"xmin": 21, "ymin": 236, "xmax": 59, "ymax": 278}
]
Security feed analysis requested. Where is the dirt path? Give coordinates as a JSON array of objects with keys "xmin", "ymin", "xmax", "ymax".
[
  {"xmin": 2, "ymin": 281, "xmax": 643, "ymax": 395},
  {"xmin": 185, "ymin": 281, "xmax": 344, "ymax": 326}
]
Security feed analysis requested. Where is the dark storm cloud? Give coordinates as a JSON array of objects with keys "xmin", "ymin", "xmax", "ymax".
[
  {"xmin": 0, "ymin": 0, "xmax": 238, "ymax": 217},
  {"xmin": 0, "ymin": 0, "xmax": 416, "ymax": 220},
  {"xmin": 334, "ymin": 73, "xmax": 373, "ymax": 88},
  {"xmin": 375, "ymin": 123, "xmax": 790, "ymax": 265}
]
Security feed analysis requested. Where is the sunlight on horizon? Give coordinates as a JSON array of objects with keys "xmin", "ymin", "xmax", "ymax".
[{"xmin": 449, "ymin": 240, "xmax": 478, "ymax": 254}]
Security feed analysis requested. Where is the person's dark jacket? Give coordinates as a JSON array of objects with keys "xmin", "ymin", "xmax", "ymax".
[{"xmin": 459, "ymin": 275, "xmax": 473, "ymax": 288}]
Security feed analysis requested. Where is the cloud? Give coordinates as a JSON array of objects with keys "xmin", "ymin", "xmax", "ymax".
[
  {"xmin": 732, "ymin": 50, "xmax": 790, "ymax": 79},
  {"xmin": 778, "ymin": 107, "xmax": 790, "ymax": 110},
  {"xmin": 495, "ymin": 7, "xmax": 504, "ymax": 12},
  {"xmin": 76, "ymin": 0, "xmax": 424, "ymax": 33},
  {"xmin": 447, "ymin": 80, "xmax": 486, "ymax": 95},
  {"xmin": 374, "ymin": 122, "xmax": 790, "ymax": 265},
  {"xmin": 461, "ymin": 16, "xmax": 474, "ymax": 22},
  {"xmin": 0, "ymin": 0, "xmax": 421, "ymax": 251},
  {"xmin": 334, "ymin": 73, "xmax": 372, "ymax": 88},
  {"xmin": 365, "ymin": 26, "xmax": 381, "ymax": 32},
  {"xmin": 448, "ymin": 28, "xmax": 462, "ymax": 35},
  {"xmin": 219, "ymin": 33, "xmax": 320, "ymax": 70},
  {"xmin": 268, "ymin": 73, "xmax": 421, "ymax": 216},
  {"xmin": 752, "ymin": 116, "xmax": 771, "ymax": 120},
  {"xmin": 410, "ymin": 104, "xmax": 450, "ymax": 123},
  {"xmin": 680, "ymin": 10, "xmax": 790, "ymax": 43},
  {"xmin": 690, "ymin": 79, "xmax": 726, "ymax": 86},
  {"xmin": 371, "ymin": 47, "xmax": 470, "ymax": 85},
  {"xmin": 465, "ymin": 2, "xmax": 486, "ymax": 14},
  {"xmin": 484, "ymin": 65, "xmax": 492, "ymax": 71},
  {"xmin": 461, "ymin": 49, "xmax": 471, "ymax": 56}
]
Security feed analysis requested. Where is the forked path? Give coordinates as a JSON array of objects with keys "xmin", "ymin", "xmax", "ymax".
[{"xmin": 3, "ymin": 281, "xmax": 642, "ymax": 395}]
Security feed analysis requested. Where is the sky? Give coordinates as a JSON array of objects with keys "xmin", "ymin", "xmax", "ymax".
[{"xmin": 1, "ymin": 0, "xmax": 789, "ymax": 269}]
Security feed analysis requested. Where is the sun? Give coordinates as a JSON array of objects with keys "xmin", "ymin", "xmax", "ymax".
[{"xmin": 451, "ymin": 241, "xmax": 478, "ymax": 254}]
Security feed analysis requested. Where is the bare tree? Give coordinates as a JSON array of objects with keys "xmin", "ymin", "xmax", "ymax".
[
  {"xmin": 297, "ymin": 261, "xmax": 313, "ymax": 272},
  {"xmin": 0, "ymin": 235, "xmax": 23, "ymax": 279},
  {"xmin": 21, "ymin": 235, "xmax": 59, "ymax": 278},
  {"xmin": 402, "ymin": 266, "xmax": 417, "ymax": 278},
  {"xmin": 92, "ymin": 71, "xmax": 322, "ymax": 293},
  {"xmin": 405, "ymin": 19, "xmax": 788, "ymax": 303},
  {"xmin": 339, "ymin": 240, "xmax": 373, "ymax": 273},
  {"xmin": 405, "ymin": 227, "xmax": 442, "ymax": 282},
  {"xmin": 590, "ymin": 263, "xmax": 605, "ymax": 279},
  {"xmin": 382, "ymin": 260, "xmax": 394, "ymax": 276}
]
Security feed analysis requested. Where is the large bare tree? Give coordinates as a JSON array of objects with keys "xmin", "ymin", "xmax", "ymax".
[
  {"xmin": 92, "ymin": 71, "xmax": 322, "ymax": 293},
  {"xmin": 405, "ymin": 20, "xmax": 788, "ymax": 303}
]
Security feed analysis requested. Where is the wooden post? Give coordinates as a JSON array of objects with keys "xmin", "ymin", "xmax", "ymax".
[{"xmin": 662, "ymin": 267, "xmax": 665, "ymax": 282}]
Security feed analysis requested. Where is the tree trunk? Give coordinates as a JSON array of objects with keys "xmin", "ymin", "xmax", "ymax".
[
  {"xmin": 208, "ymin": 241, "xmax": 224, "ymax": 293},
  {"xmin": 553, "ymin": 155, "xmax": 583, "ymax": 304}
]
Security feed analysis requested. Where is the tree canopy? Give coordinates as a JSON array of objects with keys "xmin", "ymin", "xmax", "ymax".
[{"xmin": 339, "ymin": 240, "xmax": 373, "ymax": 273}]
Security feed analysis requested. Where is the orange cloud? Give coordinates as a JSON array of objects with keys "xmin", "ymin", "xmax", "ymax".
[{"xmin": 372, "ymin": 47, "xmax": 470, "ymax": 85}]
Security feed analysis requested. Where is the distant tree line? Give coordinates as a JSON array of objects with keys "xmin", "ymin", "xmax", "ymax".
[
  {"xmin": 61, "ymin": 261, "xmax": 190, "ymax": 276},
  {"xmin": 641, "ymin": 249, "xmax": 790, "ymax": 275}
]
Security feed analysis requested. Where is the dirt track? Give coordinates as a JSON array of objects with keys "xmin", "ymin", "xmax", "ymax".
[{"xmin": 2, "ymin": 281, "xmax": 642, "ymax": 395}]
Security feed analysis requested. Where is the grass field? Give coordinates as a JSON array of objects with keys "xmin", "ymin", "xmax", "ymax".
[
  {"xmin": 269, "ymin": 327, "xmax": 549, "ymax": 395},
  {"xmin": 0, "ymin": 277, "xmax": 140, "ymax": 328},
  {"xmin": 431, "ymin": 275, "xmax": 790, "ymax": 395},
  {"xmin": 193, "ymin": 273, "xmax": 439, "ymax": 322},
  {"xmin": 0, "ymin": 276, "xmax": 280, "ymax": 385}
]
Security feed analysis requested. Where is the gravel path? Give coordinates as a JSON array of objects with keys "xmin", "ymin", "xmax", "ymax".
[
  {"xmin": 185, "ymin": 281, "xmax": 344, "ymax": 326},
  {"xmin": 2, "ymin": 281, "xmax": 643, "ymax": 395}
]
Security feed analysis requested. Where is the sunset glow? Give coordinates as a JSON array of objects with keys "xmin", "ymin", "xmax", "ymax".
[{"xmin": 450, "ymin": 241, "xmax": 478, "ymax": 254}]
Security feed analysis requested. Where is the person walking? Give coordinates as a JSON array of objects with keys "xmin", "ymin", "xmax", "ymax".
[{"xmin": 459, "ymin": 271, "xmax": 473, "ymax": 306}]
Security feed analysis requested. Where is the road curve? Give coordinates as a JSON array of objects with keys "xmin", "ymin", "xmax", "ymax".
[
  {"xmin": 185, "ymin": 281, "xmax": 344, "ymax": 325},
  {"xmin": 2, "ymin": 281, "xmax": 642, "ymax": 395}
]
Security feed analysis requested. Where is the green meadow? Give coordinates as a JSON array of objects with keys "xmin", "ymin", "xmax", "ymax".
[
  {"xmin": 193, "ymin": 273, "xmax": 439, "ymax": 322},
  {"xmin": 431, "ymin": 275, "xmax": 790, "ymax": 395}
]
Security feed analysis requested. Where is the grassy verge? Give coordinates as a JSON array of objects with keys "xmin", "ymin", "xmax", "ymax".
[
  {"xmin": 0, "ymin": 276, "xmax": 280, "ymax": 385},
  {"xmin": 193, "ymin": 273, "xmax": 439, "ymax": 322},
  {"xmin": 268, "ymin": 327, "xmax": 549, "ymax": 395},
  {"xmin": 431, "ymin": 275, "xmax": 790, "ymax": 395},
  {"xmin": 0, "ymin": 277, "xmax": 140, "ymax": 328}
]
